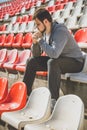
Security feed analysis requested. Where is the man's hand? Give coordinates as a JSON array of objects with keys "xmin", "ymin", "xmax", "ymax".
[{"xmin": 32, "ymin": 31, "xmax": 42, "ymax": 44}]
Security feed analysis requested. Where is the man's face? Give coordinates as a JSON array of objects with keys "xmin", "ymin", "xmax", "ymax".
[{"xmin": 35, "ymin": 18, "xmax": 46, "ymax": 33}]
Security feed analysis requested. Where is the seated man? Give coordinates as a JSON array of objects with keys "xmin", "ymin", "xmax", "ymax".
[{"xmin": 23, "ymin": 8, "xmax": 84, "ymax": 104}]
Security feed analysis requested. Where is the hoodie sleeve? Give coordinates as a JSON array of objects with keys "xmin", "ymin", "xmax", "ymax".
[{"xmin": 39, "ymin": 28, "xmax": 68, "ymax": 59}]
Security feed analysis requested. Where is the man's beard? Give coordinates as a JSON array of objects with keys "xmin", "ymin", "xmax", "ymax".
[{"xmin": 41, "ymin": 23, "xmax": 46, "ymax": 34}]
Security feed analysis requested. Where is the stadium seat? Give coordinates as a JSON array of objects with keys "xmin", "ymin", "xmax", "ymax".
[
  {"xmin": 55, "ymin": 3, "xmax": 65, "ymax": 10},
  {"xmin": 64, "ymin": 1, "xmax": 74, "ymax": 10},
  {"xmin": 3, "ymin": 33, "xmax": 14, "ymax": 47},
  {"xmin": 24, "ymin": 21, "xmax": 35, "ymax": 33},
  {"xmin": 0, "ymin": 81, "xmax": 27, "ymax": 115},
  {"xmin": 10, "ymin": 16, "xmax": 17, "ymax": 24},
  {"xmin": 46, "ymin": 5, "xmax": 55, "ymax": 14},
  {"xmin": 4, "ymin": 13, "xmax": 9, "ymax": 21},
  {"xmin": 28, "ymin": 7, "xmax": 35, "ymax": 16},
  {"xmin": 0, "ymin": 24, "xmax": 6, "ymax": 31},
  {"xmin": 24, "ymin": 94, "xmax": 84, "ymax": 130},
  {"xmin": 0, "ymin": 49, "xmax": 7, "ymax": 68},
  {"xmin": 36, "ymin": 71, "xmax": 47, "ymax": 77},
  {"xmin": 3, "ymin": 49, "xmax": 31, "ymax": 76},
  {"xmin": 74, "ymin": 28, "xmax": 87, "ymax": 48},
  {"xmin": 16, "ymin": 16, "xmax": 22, "ymax": 23},
  {"xmin": 74, "ymin": 0, "xmax": 84, "ymax": 8},
  {"xmin": 18, "ymin": 22, "xmax": 26, "ymax": 33},
  {"xmin": 79, "ymin": 14, "xmax": 87, "ymax": 28},
  {"xmin": 65, "ymin": 16, "xmax": 79, "ymax": 29},
  {"xmin": 12, "ymin": 33, "xmax": 23, "ymax": 48},
  {"xmin": 22, "ymin": 15, "xmax": 29, "ymax": 23},
  {"xmin": 0, "ymin": 34, "xmax": 6, "ymax": 47},
  {"xmin": 15, "ymin": 49, "xmax": 31, "ymax": 77},
  {"xmin": 74, "ymin": 28, "xmax": 87, "ymax": 42},
  {"xmin": 2, "ymin": 49, "xmax": 18, "ymax": 73},
  {"xmin": 83, "ymin": 6, "xmax": 87, "ymax": 15},
  {"xmin": 22, "ymin": 33, "xmax": 32, "ymax": 48},
  {"xmin": 71, "ymin": 6, "xmax": 83, "ymax": 17},
  {"xmin": 2, "ymin": 23, "xmax": 13, "ymax": 34},
  {"xmin": 36, "ymin": 0, "xmax": 42, "ymax": 7},
  {"xmin": 20, "ymin": 7, "xmax": 26, "ymax": 14},
  {"xmin": 52, "ymin": 10, "xmax": 61, "ymax": 21},
  {"xmin": 1, "ymin": 87, "xmax": 51, "ymax": 130},
  {"xmin": 10, "ymin": 23, "xmax": 19, "ymax": 33},
  {"xmin": 0, "ymin": 49, "xmax": 7, "ymax": 63},
  {"xmin": 0, "ymin": 77, "xmax": 8, "ymax": 104},
  {"xmin": 47, "ymin": 0, "xmax": 55, "ymax": 6},
  {"xmin": 60, "ymin": 8, "xmax": 71, "ymax": 19},
  {"xmin": 0, "ymin": 24, "xmax": 6, "ymax": 34}
]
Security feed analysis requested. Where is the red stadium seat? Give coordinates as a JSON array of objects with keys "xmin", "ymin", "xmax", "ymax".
[
  {"xmin": 12, "ymin": 33, "xmax": 23, "ymax": 48},
  {"xmin": 74, "ymin": 28, "xmax": 87, "ymax": 48},
  {"xmin": 74, "ymin": 28, "xmax": 87, "ymax": 43},
  {"xmin": 3, "ymin": 33, "xmax": 14, "ymax": 47},
  {"xmin": 36, "ymin": 71, "xmax": 47, "ymax": 77},
  {"xmin": 0, "ymin": 24, "xmax": 6, "ymax": 32},
  {"xmin": 0, "ymin": 34, "xmax": 6, "ymax": 47},
  {"xmin": 16, "ymin": 16, "xmax": 22, "ymax": 23},
  {"xmin": 15, "ymin": 49, "xmax": 31, "ymax": 72},
  {"xmin": 2, "ymin": 50, "xmax": 31, "ymax": 73},
  {"xmin": 2, "ymin": 49, "xmax": 18, "ymax": 70},
  {"xmin": 0, "ymin": 77, "xmax": 8, "ymax": 104},
  {"xmin": 0, "ymin": 49, "xmax": 7, "ymax": 68},
  {"xmin": 0, "ymin": 81, "xmax": 27, "ymax": 115},
  {"xmin": 22, "ymin": 33, "xmax": 32, "ymax": 48},
  {"xmin": 22, "ymin": 15, "xmax": 29, "ymax": 23}
]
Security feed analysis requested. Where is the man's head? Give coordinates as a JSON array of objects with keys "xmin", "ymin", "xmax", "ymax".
[{"xmin": 33, "ymin": 8, "xmax": 52, "ymax": 34}]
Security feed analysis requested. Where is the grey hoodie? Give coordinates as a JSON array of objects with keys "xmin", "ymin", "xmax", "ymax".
[{"xmin": 31, "ymin": 22, "xmax": 84, "ymax": 61}]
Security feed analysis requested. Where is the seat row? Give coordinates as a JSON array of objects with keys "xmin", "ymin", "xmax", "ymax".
[
  {"xmin": 0, "ymin": 21, "xmax": 35, "ymax": 34},
  {"xmin": 0, "ymin": 0, "xmax": 48, "ymax": 20},
  {"xmin": 0, "ymin": 32, "xmax": 33, "ymax": 48},
  {"xmin": 0, "ymin": 27, "xmax": 87, "ymax": 49},
  {"xmin": 0, "ymin": 49, "xmax": 47, "ymax": 77},
  {"xmin": 0, "ymin": 80, "xmax": 84, "ymax": 130}
]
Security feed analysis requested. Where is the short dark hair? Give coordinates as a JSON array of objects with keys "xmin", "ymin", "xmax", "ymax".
[{"xmin": 33, "ymin": 8, "xmax": 52, "ymax": 23}]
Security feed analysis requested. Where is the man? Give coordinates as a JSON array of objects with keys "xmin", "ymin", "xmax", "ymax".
[{"xmin": 23, "ymin": 8, "xmax": 84, "ymax": 103}]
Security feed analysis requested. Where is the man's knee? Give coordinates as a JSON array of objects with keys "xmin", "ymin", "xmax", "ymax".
[
  {"xmin": 26, "ymin": 57, "xmax": 35, "ymax": 67},
  {"xmin": 47, "ymin": 59, "xmax": 55, "ymax": 67}
]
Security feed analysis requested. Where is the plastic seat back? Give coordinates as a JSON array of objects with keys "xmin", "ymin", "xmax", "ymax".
[
  {"xmin": 0, "ymin": 77, "xmax": 8, "ymax": 103},
  {"xmin": 22, "ymin": 33, "xmax": 32, "ymax": 48},
  {"xmin": 7, "ymin": 82, "xmax": 27, "ymax": 107},
  {"xmin": 22, "ymin": 15, "xmax": 29, "ymax": 23},
  {"xmin": 25, "ymin": 21, "xmax": 35, "ymax": 32},
  {"xmin": 16, "ymin": 49, "xmax": 31, "ymax": 65},
  {"xmin": 79, "ymin": 14, "xmax": 87, "ymax": 28},
  {"xmin": 4, "ymin": 33, "xmax": 14, "ymax": 47},
  {"xmin": 5, "ymin": 49, "xmax": 18, "ymax": 64},
  {"xmin": 18, "ymin": 22, "xmax": 26, "ymax": 33},
  {"xmin": 0, "ymin": 34, "xmax": 6, "ymax": 46},
  {"xmin": 0, "ymin": 82, "xmax": 27, "ymax": 115},
  {"xmin": 5, "ymin": 23, "xmax": 13, "ymax": 33},
  {"xmin": 74, "ymin": 28, "xmax": 87, "ymax": 43},
  {"xmin": 16, "ymin": 16, "xmax": 22, "ymax": 23},
  {"xmin": 12, "ymin": 33, "xmax": 23, "ymax": 47},
  {"xmin": 11, "ymin": 23, "xmax": 19, "ymax": 33},
  {"xmin": 0, "ymin": 48, "xmax": 7, "ymax": 62}
]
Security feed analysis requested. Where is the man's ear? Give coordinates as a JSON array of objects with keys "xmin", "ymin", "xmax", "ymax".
[{"xmin": 43, "ymin": 19, "xmax": 48, "ymax": 24}]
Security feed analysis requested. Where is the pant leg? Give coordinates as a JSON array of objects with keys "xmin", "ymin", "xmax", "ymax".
[
  {"xmin": 23, "ymin": 56, "xmax": 50, "ymax": 96},
  {"xmin": 47, "ymin": 57, "xmax": 84, "ymax": 100}
]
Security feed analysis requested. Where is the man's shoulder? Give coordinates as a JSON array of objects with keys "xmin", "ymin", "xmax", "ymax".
[{"xmin": 52, "ymin": 21, "xmax": 67, "ymax": 32}]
